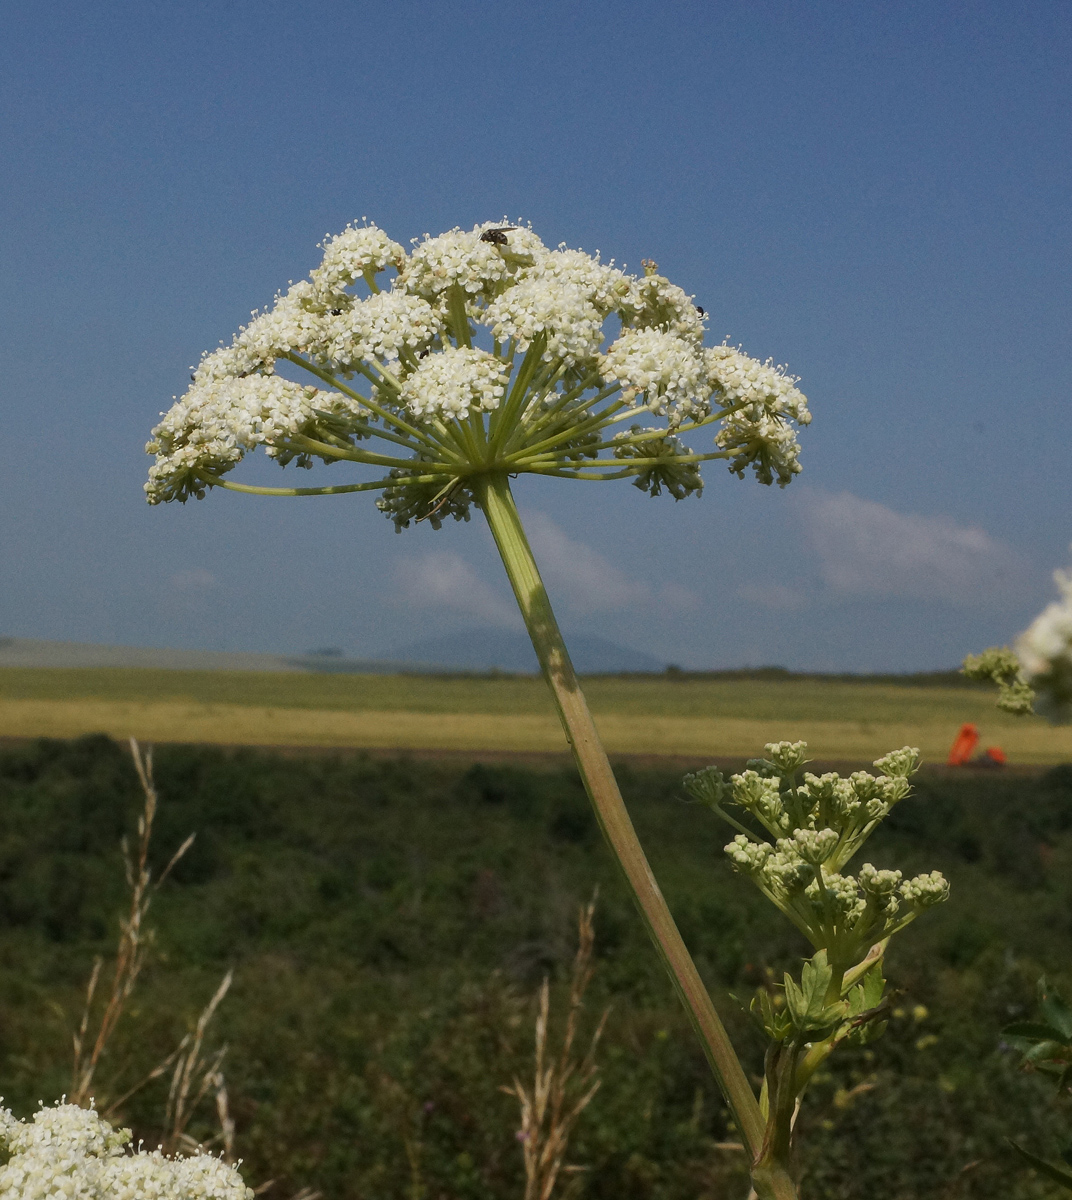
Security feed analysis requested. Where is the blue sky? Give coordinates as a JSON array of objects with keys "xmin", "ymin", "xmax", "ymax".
[{"xmin": 1, "ymin": 0, "xmax": 1068, "ymax": 670}]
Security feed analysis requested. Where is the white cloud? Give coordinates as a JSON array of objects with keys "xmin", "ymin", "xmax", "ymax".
[
  {"xmin": 393, "ymin": 550, "xmax": 519, "ymax": 627},
  {"xmin": 800, "ymin": 491, "xmax": 1022, "ymax": 605},
  {"xmin": 522, "ymin": 509, "xmax": 700, "ymax": 614},
  {"xmin": 393, "ymin": 513, "xmax": 699, "ymax": 630}
]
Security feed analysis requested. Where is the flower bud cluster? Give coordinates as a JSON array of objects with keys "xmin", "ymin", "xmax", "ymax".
[
  {"xmin": 0, "ymin": 1101, "xmax": 252, "ymax": 1199},
  {"xmin": 685, "ymin": 741, "xmax": 948, "ymax": 970},
  {"xmin": 146, "ymin": 220, "xmax": 810, "ymax": 515}
]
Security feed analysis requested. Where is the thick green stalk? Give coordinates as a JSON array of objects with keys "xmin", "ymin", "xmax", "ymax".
[{"xmin": 475, "ymin": 471, "xmax": 774, "ymax": 1171}]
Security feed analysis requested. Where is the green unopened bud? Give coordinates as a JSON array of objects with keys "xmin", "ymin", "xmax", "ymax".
[
  {"xmin": 763, "ymin": 740, "xmax": 810, "ymax": 775},
  {"xmin": 848, "ymin": 772, "xmax": 883, "ymax": 803},
  {"xmin": 732, "ymin": 770, "xmax": 784, "ymax": 824},
  {"xmin": 858, "ymin": 864, "xmax": 902, "ymax": 915},
  {"xmin": 683, "ymin": 765, "xmax": 731, "ymax": 809},
  {"xmin": 877, "ymin": 775, "xmax": 912, "ymax": 805},
  {"xmin": 858, "ymin": 862, "xmax": 902, "ymax": 897},
  {"xmin": 806, "ymin": 871, "xmax": 863, "ymax": 921},
  {"xmin": 724, "ymin": 833, "xmax": 772, "ymax": 874},
  {"xmin": 901, "ymin": 871, "xmax": 950, "ymax": 908},
  {"xmin": 872, "ymin": 747, "xmax": 920, "ymax": 780},
  {"xmin": 865, "ymin": 798, "xmax": 891, "ymax": 821},
  {"xmin": 767, "ymin": 845, "xmax": 814, "ymax": 892},
  {"xmin": 788, "ymin": 827, "xmax": 839, "ymax": 865}
]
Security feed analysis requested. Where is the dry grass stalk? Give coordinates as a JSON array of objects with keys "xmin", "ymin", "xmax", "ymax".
[
  {"xmin": 67, "ymin": 738, "xmax": 236, "ymax": 1162},
  {"xmin": 502, "ymin": 893, "xmax": 609, "ymax": 1200},
  {"xmin": 252, "ymin": 1184, "xmax": 323, "ymax": 1200},
  {"xmin": 70, "ymin": 738, "xmax": 196, "ymax": 1107},
  {"xmin": 164, "ymin": 968, "xmax": 234, "ymax": 1156}
]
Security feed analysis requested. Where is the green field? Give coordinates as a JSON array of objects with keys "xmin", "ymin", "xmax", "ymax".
[
  {"xmin": 0, "ymin": 665, "xmax": 1028, "ymax": 720},
  {"xmin": 1, "ymin": 667, "xmax": 1069, "ymax": 763},
  {"xmin": 3, "ymin": 736, "xmax": 1071, "ymax": 1199}
]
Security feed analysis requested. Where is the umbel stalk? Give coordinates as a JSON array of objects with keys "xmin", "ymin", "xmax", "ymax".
[{"xmin": 476, "ymin": 472, "xmax": 796, "ymax": 1197}]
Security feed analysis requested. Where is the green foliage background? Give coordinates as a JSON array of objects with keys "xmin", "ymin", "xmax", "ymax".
[{"xmin": 2, "ymin": 737, "xmax": 1071, "ymax": 1198}]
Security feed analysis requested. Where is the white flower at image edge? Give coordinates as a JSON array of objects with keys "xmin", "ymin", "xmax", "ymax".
[
  {"xmin": 0, "ymin": 1101, "xmax": 253, "ymax": 1200},
  {"xmin": 1015, "ymin": 553, "xmax": 1072, "ymax": 722}
]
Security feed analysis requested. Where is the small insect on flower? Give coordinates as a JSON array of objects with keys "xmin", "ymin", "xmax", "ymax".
[
  {"xmin": 416, "ymin": 477, "xmax": 464, "ymax": 523},
  {"xmin": 480, "ymin": 226, "xmax": 518, "ymax": 245}
]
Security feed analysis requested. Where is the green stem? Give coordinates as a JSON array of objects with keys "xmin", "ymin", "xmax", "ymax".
[
  {"xmin": 282, "ymin": 353, "xmax": 442, "ymax": 453},
  {"xmin": 203, "ymin": 475, "xmax": 396, "ymax": 497},
  {"xmin": 475, "ymin": 471, "xmax": 766, "ymax": 1161},
  {"xmin": 751, "ymin": 1043, "xmax": 803, "ymax": 1200}
]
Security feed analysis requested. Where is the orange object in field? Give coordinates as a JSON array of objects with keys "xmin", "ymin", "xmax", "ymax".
[
  {"xmin": 947, "ymin": 723, "xmax": 979, "ymax": 766},
  {"xmin": 983, "ymin": 746, "xmax": 1007, "ymax": 765}
]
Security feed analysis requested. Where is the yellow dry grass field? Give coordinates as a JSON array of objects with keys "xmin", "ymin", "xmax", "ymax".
[{"xmin": 1, "ymin": 667, "xmax": 1069, "ymax": 764}]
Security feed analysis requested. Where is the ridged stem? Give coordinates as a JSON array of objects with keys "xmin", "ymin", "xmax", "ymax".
[{"xmin": 475, "ymin": 471, "xmax": 771, "ymax": 1168}]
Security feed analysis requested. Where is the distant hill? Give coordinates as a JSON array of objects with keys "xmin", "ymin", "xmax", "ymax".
[
  {"xmin": 0, "ymin": 635, "xmax": 969, "ymax": 684},
  {"xmin": 0, "ymin": 632, "xmax": 664, "ymax": 676},
  {"xmin": 0, "ymin": 637, "xmax": 430, "ymax": 675},
  {"xmin": 388, "ymin": 628, "xmax": 666, "ymax": 674}
]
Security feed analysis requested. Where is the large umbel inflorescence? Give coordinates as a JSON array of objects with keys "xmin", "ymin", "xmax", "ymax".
[
  {"xmin": 146, "ymin": 222, "xmax": 810, "ymax": 526},
  {"xmin": 0, "ymin": 1101, "xmax": 252, "ymax": 1200},
  {"xmin": 684, "ymin": 742, "xmax": 948, "ymax": 1023}
]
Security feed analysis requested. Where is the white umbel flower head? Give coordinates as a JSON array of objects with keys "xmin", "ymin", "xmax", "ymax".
[
  {"xmin": 533, "ymin": 248, "xmax": 633, "ymax": 315},
  {"xmin": 622, "ymin": 272, "xmax": 707, "ymax": 344},
  {"xmin": 398, "ymin": 346, "xmax": 509, "ymax": 420},
  {"xmin": 146, "ymin": 377, "xmax": 354, "ymax": 503},
  {"xmin": 0, "ymin": 1101, "xmax": 253, "ymax": 1200},
  {"xmin": 145, "ymin": 218, "xmax": 810, "ymax": 523}
]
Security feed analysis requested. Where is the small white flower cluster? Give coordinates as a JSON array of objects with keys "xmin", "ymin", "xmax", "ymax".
[
  {"xmin": 684, "ymin": 742, "xmax": 948, "ymax": 963},
  {"xmin": 325, "ymin": 291, "xmax": 441, "ymax": 366},
  {"xmin": 707, "ymin": 345, "xmax": 812, "ymax": 487},
  {"xmin": 484, "ymin": 278, "xmax": 605, "ymax": 366},
  {"xmin": 147, "ymin": 377, "xmax": 356, "ymax": 503},
  {"xmin": 146, "ymin": 220, "xmax": 810, "ymax": 510},
  {"xmin": 723, "ymin": 831, "xmax": 947, "ymax": 948},
  {"xmin": 399, "ymin": 227, "xmax": 514, "ymax": 299},
  {"xmin": 398, "ymin": 346, "xmax": 509, "ymax": 420},
  {"xmin": 1015, "ymin": 553, "xmax": 1072, "ymax": 723},
  {"xmin": 0, "ymin": 1102, "xmax": 252, "ymax": 1200},
  {"xmin": 310, "ymin": 224, "xmax": 406, "ymax": 304},
  {"xmin": 602, "ymin": 329, "xmax": 710, "ymax": 420}
]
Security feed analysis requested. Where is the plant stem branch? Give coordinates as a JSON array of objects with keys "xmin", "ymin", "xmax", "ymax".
[{"xmin": 475, "ymin": 471, "xmax": 767, "ymax": 1162}]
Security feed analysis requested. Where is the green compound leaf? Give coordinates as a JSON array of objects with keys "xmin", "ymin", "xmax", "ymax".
[{"xmin": 783, "ymin": 950, "xmax": 847, "ymax": 1035}]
